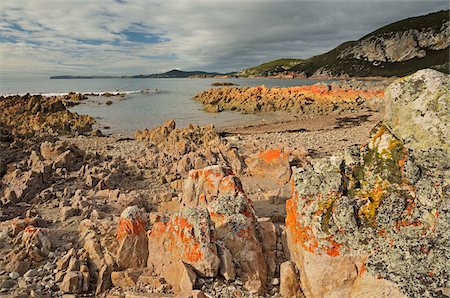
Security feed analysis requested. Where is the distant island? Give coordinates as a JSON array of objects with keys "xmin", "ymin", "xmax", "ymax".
[{"xmin": 50, "ymin": 69, "xmax": 226, "ymax": 79}]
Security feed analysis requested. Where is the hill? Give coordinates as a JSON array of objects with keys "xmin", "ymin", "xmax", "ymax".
[
  {"xmin": 50, "ymin": 70, "xmax": 223, "ymax": 79},
  {"xmin": 239, "ymin": 10, "xmax": 450, "ymax": 77},
  {"xmin": 236, "ymin": 58, "xmax": 303, "ymax": 77}
]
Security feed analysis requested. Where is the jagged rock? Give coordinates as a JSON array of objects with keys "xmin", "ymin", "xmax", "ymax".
[
  {"xmin": 116, "ymin": 206, "xmax": 149, "ymax": 270},
  {"xmin": 181, "ymin": 165, "xmax": 244, "ymax": 207},
  {"xmin": 245, "ymin": 148, "xmax": 291, "ymax": 184},
  {"xmin": 0, "ymin": 94, "xmax": 95, "ymax": 136},
  {"xmin": 217, "ymin": 241, "xmax": 235, "ymax": 281},
  {"xmin": 5, "ymin": 260, "xmax": 30, "ymax": 276},
  {"xmin": 279, "ymin": 261, "xmax": 301, "ymax": 298},
  {"xmin": 12, "ymin": 226, "xmax": 52, "ymax": 262},
  {"xmin": 60, "ymin": 271, "xmax": 83, "ymax": 294},
  {"xmin": 111, "ymin": 269, "xmax": 143, "ymax": 288},
  {"xmin": 181, "ymin": 165, "xmax": 267, "ymax": 293},
  {"xmin": 147, "ymin": 207, "xmax": 220, "ymax": 277},
  {"xmin": 258, "ymin": 218, "xmax": 277, "ymax": 276},
  {"xmin": 162, "ymin": 261, "xmax": 196, "ymax": 294},
  {"xmin": 193, "ymin": 84, "xmax": 384, "ymax": 115},
  {"xmin": 0, "ymin": 217, "xmax": 37, "ymax": 237},
  {"xmin": 285, "ymin": 70, "xmax": 449, "ymax": 297}
]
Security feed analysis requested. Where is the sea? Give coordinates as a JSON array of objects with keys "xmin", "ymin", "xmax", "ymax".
[{"xmin": 0, "ymin": 76, "xmax": 327, "ymax": 136}]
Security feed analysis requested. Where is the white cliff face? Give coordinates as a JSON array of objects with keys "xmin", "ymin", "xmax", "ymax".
[{"xmin": 338, "ymin": 21, "xmax": 449, "ymax": 63}]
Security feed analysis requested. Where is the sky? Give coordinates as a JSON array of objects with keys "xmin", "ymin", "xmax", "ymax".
[{"xmin": 0, "ymin": 0, "xmax": 448, "ymax": 77}]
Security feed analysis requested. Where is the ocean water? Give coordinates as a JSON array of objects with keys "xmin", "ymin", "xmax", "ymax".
[{"xmin": 0, "ymin": 77, "xmax": 326, "ymax": 136}]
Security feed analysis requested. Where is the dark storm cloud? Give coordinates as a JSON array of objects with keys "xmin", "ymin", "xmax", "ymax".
[{"xmin": 0, "ymin": 0, "xmax": 448, "ymax": 75}]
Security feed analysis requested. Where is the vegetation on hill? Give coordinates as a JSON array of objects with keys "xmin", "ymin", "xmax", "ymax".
[
  {"xmin": 239, "ymin": 10, "xmax": 449, "ymax": 77},
  {"xmin": 236, "ymin": 58, "xmax": 303, "ymax": 77}
]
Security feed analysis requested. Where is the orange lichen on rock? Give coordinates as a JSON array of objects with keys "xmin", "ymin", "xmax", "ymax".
[
  {"xmin": 182, "ymin": 165, "xmax": 246, "ymax": 207},
  {"xmin": 117, "ymin": 206, "xmax": 147, "ymax": 240},
  {"xmin": 246, "ymin": 148, "xmax": 291, "ymax": 184},
  {"xmin": 258, "ymin": 148, "xmax": 284, "ymax": 163},
  {"xmin": 147, "ymin": 208, "xmax": 220, "ymax": 277}
]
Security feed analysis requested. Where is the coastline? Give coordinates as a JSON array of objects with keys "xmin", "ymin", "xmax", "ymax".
[{"xmin": 0, "ymin": 70, "xmax": 448, "ymax": 297}]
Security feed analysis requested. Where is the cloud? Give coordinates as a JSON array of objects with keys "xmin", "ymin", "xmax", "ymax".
[{"xmin": 0, "ymin": 0, "xmax": 448, "ymax": 77}]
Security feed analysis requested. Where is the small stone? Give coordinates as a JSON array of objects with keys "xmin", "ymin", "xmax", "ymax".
[
  {"xmin": 271, "ymin": 278, "xmax": 279, "ymax": 286},
  {"xmin": 9, "ymin": 272, "xmax": 20, "ymax": 279},
  {"xmin": 24, "ymin": 269, "xmax": 38, "ymax": 279}
]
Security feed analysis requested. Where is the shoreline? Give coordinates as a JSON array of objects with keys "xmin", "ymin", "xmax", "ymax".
[{"xmin": 1, "ymin": 69, "xmax": 446, "ymax": 298}]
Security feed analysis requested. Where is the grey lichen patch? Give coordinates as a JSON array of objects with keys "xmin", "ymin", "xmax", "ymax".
[
  {"xmin": 291, "ymin": 121, "xmax": 450, "ymax": 297},
  {"xmin": 181, "ymin": 207, "xmax": 214, "ymax": 244},
  {"xmin": 208, "ymin": 193, "xmax": 248, "ymax": 216}
]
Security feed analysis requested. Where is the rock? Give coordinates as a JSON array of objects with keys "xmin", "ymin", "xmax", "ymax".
[
  {"xmin": 60, "ymin": 271, "xmax": 82, "ymax": 294},
  {"xmin": 56, "ymin": 248, "xmax": 75, "ymax": 271},
  {"xmin": 193, "ymin": 84, "xmax": 384, "ymax": 115},
  {"xmin": 60, "ymin": 206, "xmax": 79, "ymax": 220},
  {"xmin": 285, "ymin": 70, "xmax": 449, "ymax": 298},
  {"xmin": 190, "ymin": 290, "xmax": 207, "ymax": 298},
  {"xmin": 147, "ymin": 207, "xmax": 220, "ymax": 277},
  {"xmin": 9, "ymin": 272, "xmax": 20, "ymax": 279},
  {"xmin": 0, "ymin": 94, "xmax": 94, "ymax": 136},
  {"xmin": 5, "ymin": 260, "xmax": 30, "ymax": 276},
  {"xmin": 181, "ymin": 165, "xmax": 244, "ymax": 207},
  {"xmin": 279, "ymin": 261, "xmax": 301, "ymax": 298},
  {"xmin": 384, "ymin": 69, "xmax": 450, "ymax": 151},
  {"xmin": 138, "ymin": 271, "xmax": 163, "ymax": 288},
  {"xmin": 245, "ymin": 149, "xmax": 291, "ymax": 184},
  {"xmin": 111, "ymin": 269, "xmax": 143, "ymax": 288},
  {"xmin": 258, "ymin": 218, "xmax": 277, "ymax": 276},
  {"xmin": 19, "ymin": 226, "xmax": 51, "ymax": 262},
  {"xmin": 116, "ymin": 206, "xmax": 149, "ymax": 270},
  {"xmin": 338, "ymin": 21, "xmax": 449, "ymax": 63},
  {"xmin": 217, "ymin": 241, "xmax": 235, "ymax": 281},
  {"xmin": 96, "ymin": 264, "xmax": 112, "ymax": 295},
  {"xmin": 67, "ymin": 256, "xmax": 80, "ymax": 272},
  {"xmin": 180, "ymin": 165, "xmax": 267, "ymax": 293},
  {"xmin": 162, "ymin": 261, "xmax": 196, "ymax": 294},
  {"xmin": 23, "ymin": 269, "xmax": 38, "ymax": 279}
]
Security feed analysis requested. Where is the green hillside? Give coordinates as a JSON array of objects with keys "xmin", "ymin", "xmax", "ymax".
[{"xmin": 239, "ymin": 10, "xmax": 449, "ymax": 77}]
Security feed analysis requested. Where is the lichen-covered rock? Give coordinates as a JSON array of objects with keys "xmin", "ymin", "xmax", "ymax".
[
  {"xmin": 181, "ymin": 165, "xmax": 267, "ymax": 293},
  {"xmin": 182, "ymin": 165, "xmax": 245, "ymax": 207},
  {"xmin": 147, "ymin": 207, "xmax": 220, "ymax": 277},
  {"xmin": 286, "ymin": 70, "xmax": 449, "ymax": 298},
  {"xmin": 245, "ymin": 148, "xmax": 291, "ymax": 184},
  {"xmin": 116, "ymin": 206, "xmax": 149, "ymax": 269},
  {"xmin": 193, "ymin": 84, "xmax": 384, "ymax": 115},
  {"xmin": 0, "ymin": 94, "xmax": 95, "ymax": 137},
  {"xmin": 384, "ymin": 69, "xmax": 450, "ymax": 152}
]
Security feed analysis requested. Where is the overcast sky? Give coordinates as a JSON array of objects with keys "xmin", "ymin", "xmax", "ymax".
[{"xmin": 0, "ymin": 0, "xmax": 448, "ymax": 77}]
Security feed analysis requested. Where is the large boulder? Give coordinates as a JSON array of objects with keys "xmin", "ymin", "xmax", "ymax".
[
  {"xmin": 116, "ymin": 206, "xmax": 149, "ymax": 270},
  {"xmin": 384, "ymin": 69, "xmax": 449, "ymax": 151},
  {"xmin": 286, "ymin": 70, "xmax": 449, "ymax": 298},
  {"xmin": 147, "ymin": 207, "xmax": 220, "ymax": 277},
  {"xmin": 181, "ymin": 166, "xmax": 267, "ymax": 293}
]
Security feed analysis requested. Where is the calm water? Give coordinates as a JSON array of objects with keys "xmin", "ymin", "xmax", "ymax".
[{"xmin": 0, "ymin": 76, "xmax": 326, "ymax": 136}]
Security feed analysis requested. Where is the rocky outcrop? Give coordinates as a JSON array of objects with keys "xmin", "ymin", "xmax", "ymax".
[
  {"xmin": 339, "ymin": 21, "xmax": 449, "ymax": 63},
  {"xmin": 193, "ymin": 83, "xmax": 384, "ymax": 114},
  {"xmin": 285, "ymin": 69, "xmax": 449, "ymax": 297},
  {"xmin": 0, "ymin": 94, "xmax": 94, "ymax": 137},
  {"xmin": 135, "ymin": 121, "xmax": 246, "ymax": 190},
  {"xmin": 147, "ymin": 165, "xmax": 268, "ymax": 293}
]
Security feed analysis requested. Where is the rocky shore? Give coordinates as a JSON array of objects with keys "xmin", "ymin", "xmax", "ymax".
[
  {"xmin": 193, "ymin": 81, "xmax": 388, "ymax": 114},
  {"xmin": 0, "ymin": 69, "xmax": 448, "ymax": 298}
]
